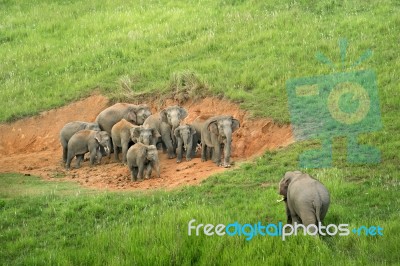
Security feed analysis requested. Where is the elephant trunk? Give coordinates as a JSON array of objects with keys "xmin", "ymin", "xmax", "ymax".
[
  {"xmin": 223, "ymin": 127, "xmax": 233, "ymax": 167},
  {"xmin": 171, "ymin": 124, "xmax": 178, "ymax": 147},
  {"xmin": 142, "ymin": 137, "xmax": 150, "ymax": 146},
  {"xmin": 182, "ymin": 134, "xmax": 190, "ymax": 151}
]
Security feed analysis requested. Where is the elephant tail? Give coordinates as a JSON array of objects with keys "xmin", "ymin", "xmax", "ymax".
[
  {"xmin": 314, "ymin": 201, "xmax": 322, "ymax": 224},
  {"xmin": 313, "ymin": 189, "xmax": 324, "ymax": 224}
]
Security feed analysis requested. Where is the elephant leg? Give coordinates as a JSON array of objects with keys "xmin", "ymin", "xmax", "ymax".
[
  {"xmin": 65, "ymin": 151, "xmax": 73, "ymax": 170},
  {"xmin": 137, "ymin": 164, "xmax": 145, "ymax": 180},
  {"xmin": 61, "ymin": 140, "xmax": 68, "ymax": 163},
  {"xmin": 213, "ymin": 143, "xmax": 222, "ymax": 166},
  {"xmin": 285, "ymin": 202, "xmax": 292, "ymax": 224},
  {"xmin": 201, "ymin": 142, "xmax": 207, "ymax": 162},
  {"xmin": 163, "ymin": 136, "xmax": 175, "ymax": 159},
  {"xmin": 131, "ymin": 167, "xmax": 138, "ymax": 181},
  {"xmin": 145, "ymin": 163, "xmax": 152, "ymax": 179},
  {"xmin": 76, "ymin": 154, "xmax": 84, "ymax": 168},
  {"xmin": 89, "ymin": 150, "xmax": 97, "ymax": 166},
  {"xmin": 176, "ymin": 138, "xmax": 183, "ymax": 163},
  {"xmin": 113, "ymin": 141, "xmax": 120, "ymax": 162},
  {"xmin": 186, "ymin": 141, "xmax": 193, "ymax": 161},
  {"xmin": 96, "ymin": 148, "xmax": 103, "ymax": 164},
  {"xmin": 122, "ymin": 143, "xmax": 129, "ymax": 164}
]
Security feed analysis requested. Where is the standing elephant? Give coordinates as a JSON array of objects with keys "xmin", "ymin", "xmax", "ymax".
[
  {"xmin": 201, "ymin": 115, "xmax": 240, "ymax": 167},
  {"xmin": 278, "ymin": 171, "xmax": 330, "ymax": 229},
  {"xmin": 174, "ymin": 124, "xmax": 198, "ymax": 163},
  {"xmin": 65, "ymin": 130, "xmax": 111, "ymax": 170},
  {"xmin": 60, "ymin": 121, "xmax": 101, "ymax": 163},
  {"xmin": 126, "ymin": 143, "xmax": 160, "ymax": 181},
  {"xmin": 111, "ymin": 119, "xmax": 160, "ymax": 163},
  {"xmin": 95, "ymin": 103, "xmax": 152, "ymax": 134},
  {"xmin": 143, "ymin": 105, "xmax": 188, "ymax": 159}
]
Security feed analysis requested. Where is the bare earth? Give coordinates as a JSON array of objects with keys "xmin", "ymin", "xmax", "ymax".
[{"xmin": 0, "ymin": 94, "xmax": 293, "ymax": 191}]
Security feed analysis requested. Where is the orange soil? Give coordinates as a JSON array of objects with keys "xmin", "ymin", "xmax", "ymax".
[{"xmin": 0, "ymin": 94, "xmax": 293, "ymax": 191}]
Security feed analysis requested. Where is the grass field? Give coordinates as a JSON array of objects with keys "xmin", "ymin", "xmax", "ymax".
[{"xmin": 1, "ymin": 0, "xmax": 399, "ymax": 265}]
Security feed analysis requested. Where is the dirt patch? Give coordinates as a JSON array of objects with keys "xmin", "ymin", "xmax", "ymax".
[{"xmin": 0, "ymin": 94, "xmax": 293, "ymax": 190}]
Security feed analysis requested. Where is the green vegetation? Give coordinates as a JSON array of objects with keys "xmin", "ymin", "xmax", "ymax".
[{"xmin": 0, "ymin": 0, "xmax": 399, "ymax": 265}]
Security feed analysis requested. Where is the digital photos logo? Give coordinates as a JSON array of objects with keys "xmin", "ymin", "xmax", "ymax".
[
  {"xmin": 187, "ymin": 219, "xmax": 384, "ymax": 241},
  {"xmin": 286, "ymin": 39, "xmax": 382, "ymax": 168}
]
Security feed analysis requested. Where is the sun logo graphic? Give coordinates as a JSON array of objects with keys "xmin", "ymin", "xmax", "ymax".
[{"xmin": 286, "ymin": 39, "xmax": 382, "ymax": 168}]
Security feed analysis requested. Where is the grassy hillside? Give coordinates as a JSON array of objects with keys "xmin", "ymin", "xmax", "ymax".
[{"xmin": 1, "ymin": 0, "xmax": 399, "ymax": 265}]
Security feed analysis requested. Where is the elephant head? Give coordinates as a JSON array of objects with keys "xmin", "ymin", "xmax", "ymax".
[
  {"xmin": 85, "ymin": 122, "xmax": 101, "ymax": 131},
  {"xmin": 145, "ymin": 145, "xmax": 160, "ymax": 178},
  {"xmin": 174, "ymin": 124, "xmax": 196, "ymax": 152},
  {"xmin": 160, "ymin": 105, "xmax": 188, "ymax": 144},
  {"xmin": 278, "ymin": 171, "xmax": 303, "ymax": 200},
  {"xmin": 130, "ymin": 125, "xmax": 161, "ymax": 146},
  {"xmin": 95, "ymin": 131, "xmax": 111, "ymax": 156},
  {"xmin": 125, "ymin": 104, "xmax": 152, "ymax": 125},
  {"xmin": 161, "ymin": 106, "xmax": 188, "ymax": 127},
  {"xmin": 207, "ymin": 116, "xmax": 240, "ymax": 144}
]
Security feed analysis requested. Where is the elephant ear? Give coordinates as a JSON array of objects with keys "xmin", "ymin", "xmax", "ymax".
[
  {"xmin": 173, "ymin": 127, "xmax": 181, "ymax": 138},
  {"xmin": 94, "ymin": 131, "xmax": 102, "ymax": 143},
  {"xmin": 160, "ymin": 110, "xmax": 168, "ymax": 123},
  {"xmin": 151, "ymin": 128, "xmax": 161, "ymax": 139},
  {"xmin": 231, "ymin": 118, "xmax": 240, "ymax": 132},
  {"xmin": 179, "ymin": 107, "xmax": 188, "ymax": 120},
  {"xmin": 207, "ymin": 121, "xmax": 219, "ymax": 135},
  {"xmin": 130, "ymin": 126, "xmax": 141, "ymax": 142},
  {"xmin": 127, "ymin": 109, "xmax": 137, "ymax": 124}
]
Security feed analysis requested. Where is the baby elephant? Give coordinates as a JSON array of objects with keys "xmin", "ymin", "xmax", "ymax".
[
  {"xmin": 278, "ymin": 171, "xmax": 330, "ymax": 228},
  {"xmin": 126, "ymin": 143, "xmax": 160, "ymax": 181},
  {"xmin": 65, "ymin": 130, "xmax": 110, "ymax": 170},
  {"xmin": 174, "ymin": 124, "xmax": 198, "ymax": 163},
  {"xmin": 60, "ymin": 121, "xmax": 100, "ymax": 163}
]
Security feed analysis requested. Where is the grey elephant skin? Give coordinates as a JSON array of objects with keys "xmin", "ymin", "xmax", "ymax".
[
  {"xmin": 111, "ymin": 119, "xmax": 160, "ymax": 163},
  {"xmin": 143, "ymin": 105, "xmax": 188, "ymax": 159},
  {"xmin": 60, "ymin": 121, "xmax": 101, "ymax": 163},
  {"xmin": 279, "ymin": 171, "xmax": 330, "ymax": 228},
  {"xmin": 95, "ymin": 103, "xmax": 152, "ymax": 134},
  {"xmin": 174, "ymin": 124, "xmax": 198, "ymax": 163},
  {"xmin": 201, "ymin": 115, "xmax": 240, "ymax": 167},
  {"xmin": 126, "ymin": 143, "xmax": 160, "ymax": 181},
  {"xmin": 65, "ymin": 130, "xmax": 111, "ymax": 170}
]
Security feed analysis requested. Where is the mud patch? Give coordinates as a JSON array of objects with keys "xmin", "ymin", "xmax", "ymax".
[{"xmin": 0, "ymin": 94, "xmax": 293, "ymax": 190}]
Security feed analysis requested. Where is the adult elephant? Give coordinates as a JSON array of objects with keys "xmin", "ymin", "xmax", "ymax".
[
  {"xmin": 143, "ymin": 105, "xmax": 188, "ymax": 159},
  {"xmin": 95, "ymin": 103, "xmax": 152, "ymax": 135},
  {"xmin": 278, "ymin": 171, "xmax": 330, "ymax": 229},
  {"xmin": 96, "ymin": 103, "xmax": 152, "ymax": 153},
  {"xmin": 201, "ymin": 115, "xmax": 240, "ymax": 167}
]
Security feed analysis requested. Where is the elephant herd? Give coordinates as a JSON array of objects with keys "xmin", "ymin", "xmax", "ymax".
[
  {"xmin": 60, "ymin": 103, "xmax": 240, "ymax": 181},
  {"xmin": 59, "ymin": 102, "xmax": 332, "ymax": 232}
]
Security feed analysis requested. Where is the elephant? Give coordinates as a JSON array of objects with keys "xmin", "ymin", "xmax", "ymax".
[
  {"xmin": 143, "ymin": 105, "xmax": 188, "ymax": 159},
  {"xmin": 174, "ymin": 124, "xmax": 198, "ymax": 163},
  {"xmin": 126, "ymin": 143, "xmax": 160, "ymax": 181},
  {"xmin": 278, "ymin": 171, "xmax": 330, "ymax": 230},
  {"xmin": 95, "ymin": 103, "xmax": 152, "ymax": 134},
  {"xmin": 65, "ymin": 130, "xmax": 111, "ymax": 170},
  {"xmin": 60, "ymin": 121, "xmax": 101, "ymax": 163},
  {"xmin": 111, "ymin": 119, "xmax": 160, "ymax": 163},
  {"xmin": 201, "ymin": 115, "xmax": 240, "ymax": 167}
]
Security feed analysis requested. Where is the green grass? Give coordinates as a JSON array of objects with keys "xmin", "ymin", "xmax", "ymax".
[{"xmin": 1, "ymin": 0, "xmax": 399, "ymax": 265}]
